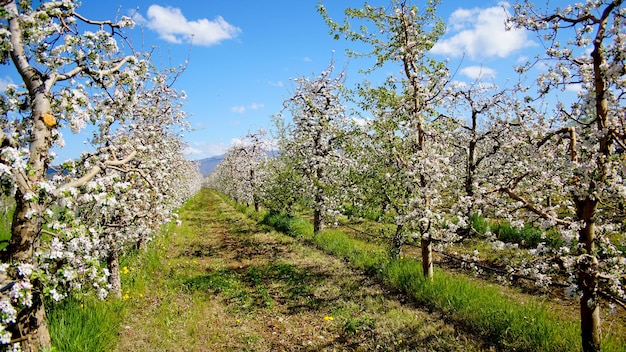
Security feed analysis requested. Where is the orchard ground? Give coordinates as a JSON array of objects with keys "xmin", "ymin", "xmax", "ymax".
[
  {"xmin": 115, "ymin": 190, "xmax": 485, "ymax": 351},
  {"xmin": 99, "ymin": 189, "xmax": 625, "ymax": 351}
]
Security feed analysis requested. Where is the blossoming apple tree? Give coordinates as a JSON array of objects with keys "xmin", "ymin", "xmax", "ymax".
[
  {"xmin": 501, "ymin": 1, "xmax": 625, "ymax": 350},
  {"xmin": 0, "ymin": 1, "xmax": 200, "ymax": 350},
  {"xmin": 47, "ymin": 64, "xmax": 201, "ymax": 300},
  {"xmin": 439, "ymin": 81, "xmax": 522, "ymax": 236},
  {"xmin": 277, "ymin": 62, "xmax": 350, "ymax": 234},
  {"xmin": 320, "ymin": 0, "xmax": 464, "ymax": 278},
  {"xmin": 206, "ymin": 129, "xmax": 269, "ymax": 211}
]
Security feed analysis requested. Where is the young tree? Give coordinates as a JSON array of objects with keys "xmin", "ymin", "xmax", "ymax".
[
  {"xmin": 321, "ymin": 0, "xmax": 459, "ymax": 279},
  {"xmin": 0, "ymin": 1, "xmax": 167, "ymax": 349},
  {"xmin": 439, "ymin": 81, "xmax": 518, "ymax": 235},
  {"xmin": 207, "ymin": 129, "xmax": 269, "ymax": 212},
  {"xmin": 505, "ymin": 1, "xmax": 625, "ymax": 350},
  {"xmin": 279, "ymin": 61, "xmax": 349, "ymax": 234},
  {"xmin": 256, "ymin": 142, "xmax": 305, "ymax": 216}
]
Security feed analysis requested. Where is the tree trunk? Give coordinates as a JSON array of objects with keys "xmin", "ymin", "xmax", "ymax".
[
  {"xmin": 313, "ymin": 207, "xmax": 324, "ymax": 235},
  {"xmin": 1, "ymin": 119, "xmax": 53, "ymax": 350},
  {"xmin": 137, "ymin": 235, "xmax": 148, "ymax": 252},
  {"xmin": 390, "ymin": 224, "xmax": 404, "ymax": 259},
  {"xmin": 107, "ymin": 243, "xmax": 122, "ymax": 298},
  {"xmin": 1, "ymin": 194, "xmax": 51, "ymax": 351},
  {"xmin": 421, "ymin": 236, "xmax": 433, "ymax": 280},
  {"xmin": 578, "ymin": 254, "xmax": 600, "ymax": 352},
  {"xmin": 11, "ymin": 281, "xmax": 51, "ymax": 352},
  {"xmin": 2, "ymin": 5, "xmax": 56, "ymax": 347},
  {"xmin": 313, "ymin": 180, "xmax": 324, "ymax": 235},
  {"xmin": 575, "ymin": 200, "xmax": 600, "ymax": 351}
]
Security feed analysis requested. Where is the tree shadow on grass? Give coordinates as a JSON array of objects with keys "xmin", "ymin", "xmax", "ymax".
[{"xmin": 182, "ymin": 262, "xmax": 342, "ymax": 315}]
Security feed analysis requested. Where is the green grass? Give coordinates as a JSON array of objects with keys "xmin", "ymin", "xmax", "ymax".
[
  {"xmin": 45, "ymin": 192, "xmax": 194, "ymax": 351},
  {"xmin": 261, "ymin": 211, "xmax": 313, "ymax": 238},
  {"xmin": 257, "ymin": 208, "xmax": 625, "ymax": 352},
  {"xmin": 47, "ymin": 297, "xmax": 124, "ymax": 352},
  {"xmin": 0, "ymin": 196, "xmax": 14, "ymax": 251},
  {"xmin": 383, "ymin": 262, "xmax": 578, "ymax": 351},
  {"xmin": 491, "ymin": 221, "xmax": 564, "ymax": 249}
]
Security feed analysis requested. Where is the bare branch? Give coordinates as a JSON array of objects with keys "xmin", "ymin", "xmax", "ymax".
[{"xmin": 73, "ymin": 13, "xmax": 120, "ymax": 27}]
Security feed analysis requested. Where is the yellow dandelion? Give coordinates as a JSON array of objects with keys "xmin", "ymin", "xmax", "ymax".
[{"xmin": 323, "ymin": 316, "xmax": 334, "ymax": 321}]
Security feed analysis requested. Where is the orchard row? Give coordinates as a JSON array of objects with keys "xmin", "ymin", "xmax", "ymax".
[{"xmin": 207, "ymin": 1, "xmax": 625, "ymax": 352}]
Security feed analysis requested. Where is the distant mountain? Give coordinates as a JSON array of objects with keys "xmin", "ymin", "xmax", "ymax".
[
  {"xmin": 195, "ymin": 150, "xmax": 279, "ymax": 177},
  {"xmin": 196, "ymin": 154, "xmax": 225, "ymax": 176}
]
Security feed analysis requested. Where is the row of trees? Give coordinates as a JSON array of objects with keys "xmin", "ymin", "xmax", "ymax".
[
  {"xmin": 207, "ymin": 1, "xmax": 625, "ymax": 351},
  {"xmin": 0, "ymin": 1, "xmax": 202, "ymax": 351}
]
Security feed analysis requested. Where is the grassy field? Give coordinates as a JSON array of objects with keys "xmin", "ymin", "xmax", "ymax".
[{"xmin": 46, "ymin": 189, "xmax": 625, "ymax": 351}]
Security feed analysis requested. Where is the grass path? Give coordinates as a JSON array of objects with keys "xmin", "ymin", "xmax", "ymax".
[{"xmin": 115, "ymin": 190, "xmax": 488, "ymax": 351}]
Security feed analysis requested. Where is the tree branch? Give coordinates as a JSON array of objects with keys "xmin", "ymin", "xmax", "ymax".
[
  {"xmin": 53, "ymin": 56, "xmax": 134, "ymax": 83},
  {"xmin": 499, "ymin": 186, "xmax": 571, "ymax": 226},
  {"xmin": 58, "ymin": 151, "xmax": 137, "ymax": 191}
]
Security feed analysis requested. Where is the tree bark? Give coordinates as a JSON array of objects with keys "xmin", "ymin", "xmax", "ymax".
[
  {"xmin": 313, "ymin": 202, "xmax": 324, "ymax": 235},
  {"xmin": 390, "ymin": 224, "xmax": 404, "ymax": 259},
  {"xmin": 10, "ymin": 280, "xmax": 51, "ymax": 352},
  {"xmin": 107, "ymin": 243, "xmax": 122, "ymax": 298},
  {"xmin": 137, "ymin": 235, "xmax": 148, "ymax": 252},
  {"xmin": 421, "ymin": 236, "xmax": 433, "ymax": 280},
  {"xmin": 313, "ymin": 165, "xmax": 324, "ymax": 234},
  {"xmin": 578, "ymin": 254, "xmax": 600, "ymax": 352}
]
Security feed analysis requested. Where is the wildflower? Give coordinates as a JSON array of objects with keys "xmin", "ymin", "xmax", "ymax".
[
  {"xmin": 121, "ymin": 266, "xmax": 130, "ymax": 275},
  {"xmin": 323, "ymin": 315, "xmax": 334, "ymax": 321}
]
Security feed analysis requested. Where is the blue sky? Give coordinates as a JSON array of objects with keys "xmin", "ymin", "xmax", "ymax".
[{"xmin": 0, "ymin": 0, "xmax": 577, "ymax": 162}]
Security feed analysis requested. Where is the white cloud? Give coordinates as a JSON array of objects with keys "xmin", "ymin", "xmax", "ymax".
[
  {"xmin": 303, "ymin": 57, "xmax": 312, "ymax": 62},
  {"xmin": 431, "ymin": 4, "xmax": 535, "ymax": 59},
  {"xmin": 143, "ymin": 5, "xmax": 240, "ymax": 46},
  {"xmin": 231, "ymin": 106, "xmax": 246, "ymax": 113},
  {"xmin": 184, "ymin": 146, "xmax": 204, "ymax": 156},
  {"xmin": 0, "ymin": 76, "xmax": 14, "ymax": 91},
  {"xmin": 268, "ymin": 80, "xmax": 284, "ymax": 87},
  {"xmin": 565, "ymin": 83, "xmax": 583, "ymax": 93},
  {"xmin": 185, "ymin": 141, "xmax": 229, "ymax": 158},
  {"xmin": 231, "ymin": 137, "xmax": 248, "ymax": 147},
  {"xmin": 231, "ymin": 103, "xmax": 264, "ymax": 113},
  {"xmin": 460, "ymin": 66, "xmax": 497, "ymax": 80}
]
